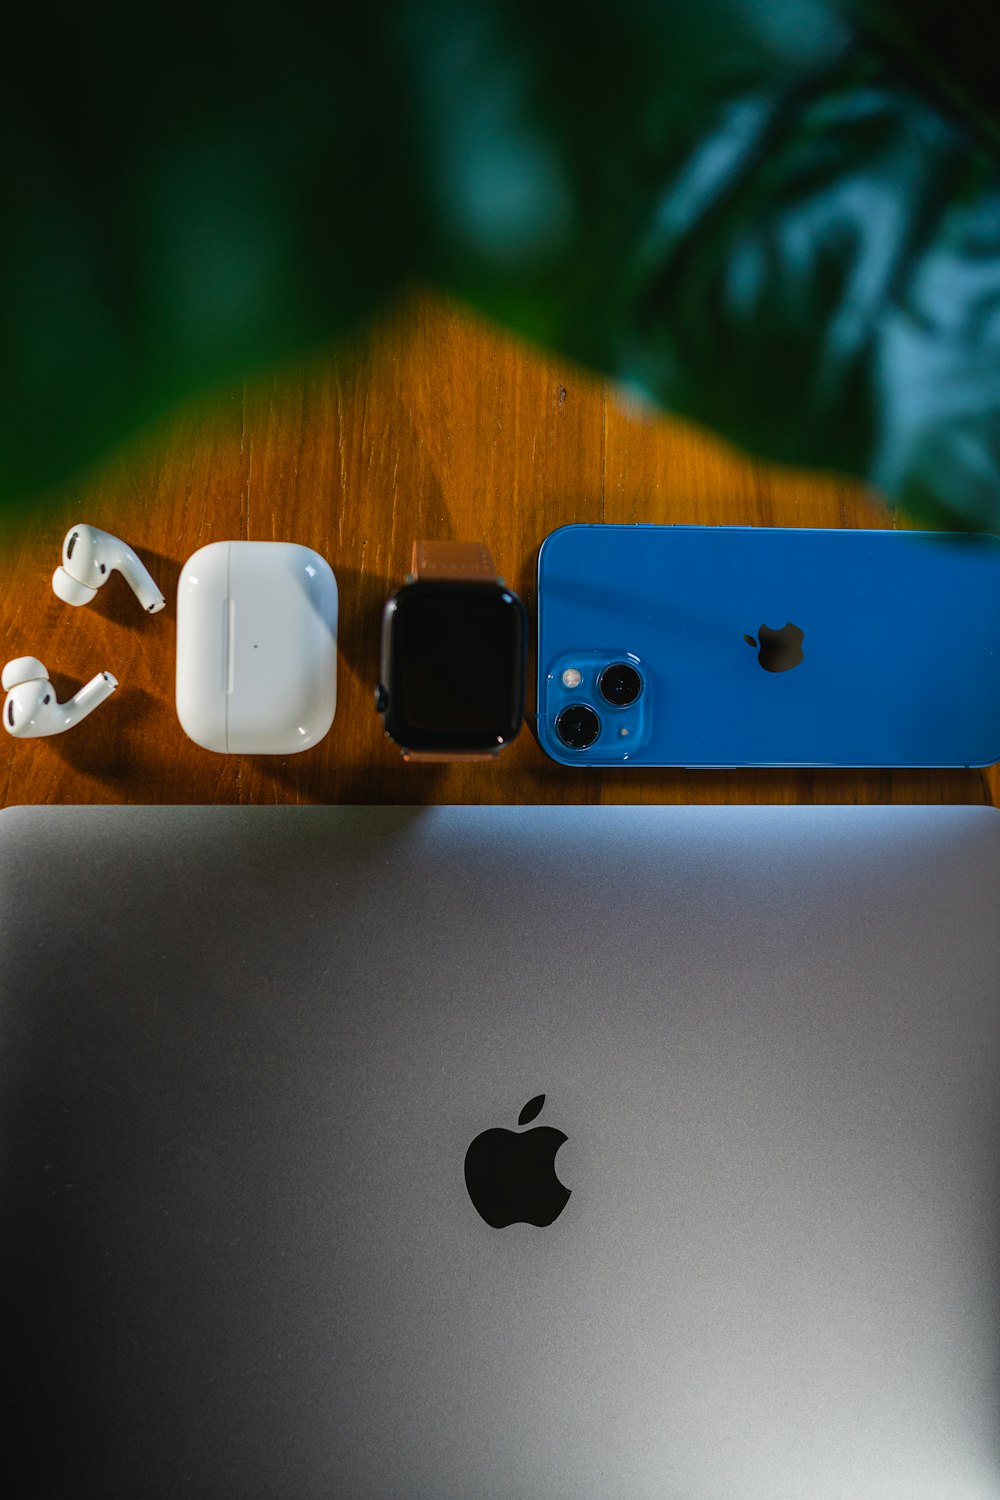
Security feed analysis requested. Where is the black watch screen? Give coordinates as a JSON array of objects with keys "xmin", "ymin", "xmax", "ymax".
[{"xmin": 381, "ymin": 581, "xmax": 527, "ymax": 751}]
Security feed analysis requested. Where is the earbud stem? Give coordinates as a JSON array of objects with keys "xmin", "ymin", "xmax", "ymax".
[
  {"xmin": 117, "ymin": 546, "xmax": 165, "ymax": 613},
  {"xmin": 66, "ymin": 672, "xmax": 118, "ymax": 726}
]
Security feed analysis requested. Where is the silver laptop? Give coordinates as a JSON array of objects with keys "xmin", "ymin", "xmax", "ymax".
[{"xmin": 2, "ymin": 804, "xmax": 999, "ymax": 1500}]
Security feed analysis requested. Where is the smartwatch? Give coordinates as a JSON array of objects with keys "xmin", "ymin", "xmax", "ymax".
[{"xmin": 376, "ymin": 541, "xmax": 527, "ymax": 761}]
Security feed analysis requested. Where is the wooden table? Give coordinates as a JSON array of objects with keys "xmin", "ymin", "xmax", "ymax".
[{"xmin": 2, "ymin": 293, "xmax": 995, "ymax": 810}]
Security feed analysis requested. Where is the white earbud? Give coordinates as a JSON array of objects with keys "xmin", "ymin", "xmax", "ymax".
[
  {"xmin": 2, "ymin": 657, "xmax": 118, "ymax": 737},
  {"xmin": 53, "ymin": 525, "xmax": 165, "ymax": 614}
]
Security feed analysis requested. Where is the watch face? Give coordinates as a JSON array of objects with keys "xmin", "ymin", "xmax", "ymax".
[{"xmin": 382, "ymin": 582, "xmax": 527, "ymax": 751}]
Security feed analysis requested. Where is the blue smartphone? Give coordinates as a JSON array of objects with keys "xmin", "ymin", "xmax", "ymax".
[{"xmin": 535, "ymin": 524, "xmax": 1000, "ymax": 768}]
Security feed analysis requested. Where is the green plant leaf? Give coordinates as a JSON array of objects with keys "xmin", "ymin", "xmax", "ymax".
[{"xmin": 4, "ymin": 2, "xmax": 1000, "ymax": 528}]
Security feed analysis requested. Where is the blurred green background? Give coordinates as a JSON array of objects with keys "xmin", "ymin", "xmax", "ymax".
[{"xmin": 5, "ymin": 1, "xmax": 1000, "ymax": 526}]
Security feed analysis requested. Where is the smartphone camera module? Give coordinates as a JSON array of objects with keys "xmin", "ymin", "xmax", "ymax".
[
  {"xmin": 555, "ymin": 703, "xmax": 601, "ymax": 750},
  {"xmin": 598, "ymin": 662, "xmax": 643, "ymax": 707},
  {"xmin": 543, "ymin": 650, "xmax": 649, "ymax": 763}
]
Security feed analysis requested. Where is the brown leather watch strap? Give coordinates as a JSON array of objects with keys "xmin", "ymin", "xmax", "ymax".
[
  {"xmin": 411, "ymin": 540, "xmax": 497, "ymax": 581},
  {"xmin": 401, "ymin": 748, "xmax": 499, "ymax": 763}
]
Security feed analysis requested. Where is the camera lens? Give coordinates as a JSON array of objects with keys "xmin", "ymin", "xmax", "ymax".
[
  {"xmin": 598, "ymin": 662, "xmax": 643, "ymax": 707},
  {"xmin": 555, "ymin": 704, "xmax": 601, "ymax": 751}
]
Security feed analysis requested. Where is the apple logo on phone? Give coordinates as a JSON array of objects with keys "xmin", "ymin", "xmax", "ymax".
[
  {"xmin": 744, "ymin": 622, "xmax": 805, "ymax": 673},
  {"xmin": 464, "ymin": 1094, "xmax": 571, "ymax": 1229}
]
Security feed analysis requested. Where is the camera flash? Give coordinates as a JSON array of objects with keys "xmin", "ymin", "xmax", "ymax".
[
  {"xmin": 561, "ymin": 668, "xmax": 583, "ymax": 689},
  {"xmin": 618, "ymin": 727, "xmax": 629, "ymax": 737}
]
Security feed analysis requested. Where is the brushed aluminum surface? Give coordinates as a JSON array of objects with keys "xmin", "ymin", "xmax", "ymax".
[{"xmin": 1, "ymin": 805, "xmax": 999, "ymax": 1499}]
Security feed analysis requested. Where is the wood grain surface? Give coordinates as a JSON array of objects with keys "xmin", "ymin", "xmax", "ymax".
[{"xmin": 1, "ymin": 292, "xmax": 995, "ymax": 809}]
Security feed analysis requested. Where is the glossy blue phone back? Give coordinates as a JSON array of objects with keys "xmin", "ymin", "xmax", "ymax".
[{"xmin": 536, "ymin": 525, "xmax": 1000, "ymax": 767}]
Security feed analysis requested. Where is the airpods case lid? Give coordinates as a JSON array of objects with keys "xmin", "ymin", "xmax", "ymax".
[{"xmin": 176, "ymin": 541, "xmax": 337, "ymax": 754}]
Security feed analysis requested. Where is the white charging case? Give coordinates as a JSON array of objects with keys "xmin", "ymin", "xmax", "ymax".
[{"xmin": 176, "ymin": 541, "xmax": 337, "ymax": 754}]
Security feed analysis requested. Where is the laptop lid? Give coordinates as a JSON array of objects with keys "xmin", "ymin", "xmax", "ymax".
[{"xmin": 2, "ymin": 804, "xmax": 999, "ymax": 1499}]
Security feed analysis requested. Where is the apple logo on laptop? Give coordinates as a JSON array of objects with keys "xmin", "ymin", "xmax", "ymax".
[
  {"xmin": 743, "ymin": 622, "xmax": 805, "ymax": 673},
  {"xmin": 464, "ymin": 1094, "xmax": 571, "ymax": 1229}
]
